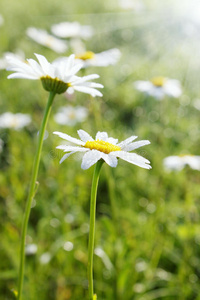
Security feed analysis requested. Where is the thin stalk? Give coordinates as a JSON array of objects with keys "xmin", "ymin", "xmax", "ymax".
[
  {"xmin": 88, "ymin": 160, "xmax": 104, "ymax": 300},
  {"xmin": 17, "ymin": 91, "xmax": 56, "ymax": 300}
]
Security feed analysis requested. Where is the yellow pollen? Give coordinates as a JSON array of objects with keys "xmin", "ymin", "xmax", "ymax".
[
  {"xmin": 151, "ymin": 76, "xmax": 166, "ymax": 87},
  {"xmin": 75, "ymin": 51, "xmax": 95, "ymax": 60},
  {"xmin": 84, "ymin": 140, "xmax": 121, "ymax": 154}
]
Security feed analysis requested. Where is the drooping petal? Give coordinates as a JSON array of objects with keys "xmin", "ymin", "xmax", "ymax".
[
  {"xmin": 115, "ymin": 151, "xmax": 151, "ymax": 169},
  {"xmin": 60, "ymin": 152, "xmax": 75, "ymax": 163},
  {"xmin": 81, "ymin": 150, "xmax": 102, "ymax": 170},
  {"xmin": 71, "ymin": 85, "xmax": 103, "ymax": 97},
  {"xmin": 101, "ymin": 153, "xmax": 118, "ymax": 167},
  {"xmin": 53, "ymin": 131, "xmax": 84, "ymax": 145}
]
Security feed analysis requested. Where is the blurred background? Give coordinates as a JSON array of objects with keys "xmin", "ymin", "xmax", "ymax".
[{"xmin": 1, "ymin": 0, "xmax": 200, "ymax": 299}]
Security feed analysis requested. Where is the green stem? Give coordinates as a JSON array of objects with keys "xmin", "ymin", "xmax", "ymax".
[
  {"xmin": 17, "ymin": 91, "xmax": 56, "ymax": 300},
  {"xmin": 88, "ymin": 160, "xmax": 104, "ymax": 300}
]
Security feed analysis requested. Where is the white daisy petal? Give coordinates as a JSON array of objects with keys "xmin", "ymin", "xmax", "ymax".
[
  {"xmin": 60, "ymin": 152, "xmax": 75, "ymax": 164},
  {"xmin": 118, "ymin": 136, "xmax": 138, "ymax": 148},
  {"xmin": 53, "ymin": 131, "xmax": 84, "ymax": 145},
  {"xmin": 95, "ymin": 131, "xmax": 108, "ymax": 141},
  {"xmin": 81, "ymin": 150, "xmax": 102, "ymax": 170},
  {"xmin": 71, "ymin": 86, "xmax": 103, "ymax": 97},
  {"xmin": 123, "ymin": 140, "xmax": 151, "ymax": 151},
  {"xmin": 78, "ymin": 129, "xmax": 94, "ymax": 142},
  {"xmin": 115, "ymin": 151, "xmax": 151, "ymax": 169},
  {"xmin": 101, "ymin": 153, "xmax": 118, "ymax": 167},
  {"xmin": 56, "ymin": 145, "xmax": 87, "ymax": 152}
]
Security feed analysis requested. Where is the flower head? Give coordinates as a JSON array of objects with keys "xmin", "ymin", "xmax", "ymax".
[
  {"xmin": 54, "ymin": 130, "xmax": 151, "ymax": 170},
  {"xmin": 51, "ymin": 21, "xmax": 94, "ymax": 40},
  {"xmin": 134, "ymin": 77, "xmax": 182, "ymax": 100},
  {"xmin": 54, "ymin": 105, "xmax": 88, "ymax": 126},
  {"xmin": 75, "ymin": 48, "xmax": 121, "ymax": 68},
  {"xmin": 6, "ymin": 53, "xmax": 103, "ymax": 96},
  {"xmin": 0, "ymin": 112, "xmax": 31, "ymax": 130},
  {"xmin": 163, "ymin": 155, "xmax": 200, "ymax": 171},
  {"xmin": 26, "ymin": 27, "xmax": 68, "ymax": 53}
]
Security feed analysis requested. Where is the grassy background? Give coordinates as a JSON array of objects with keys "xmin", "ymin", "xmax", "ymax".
[{"xmin": 1, "ymin": 0, "xmax": 200, "ymax": 299}]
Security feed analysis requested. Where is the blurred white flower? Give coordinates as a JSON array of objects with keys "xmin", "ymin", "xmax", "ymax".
[
  {"xmin": 51, "ymin": 21, "xmax": 94, "ymax": 40},
  {"xmin": 0, "ymin": 14, "xmax": 4, "ymax": 26},
  {"xmin": 6, "ymin": 53, "xmax": 103, "ymax": 96},
  {"xmin": 163, "ymin": 155, "xmax": 200, "ymax": 171},
  {"xmin": 40, "ymin": 252, "xmax": 51, "ymax": 264},
  {"xmin": 54, "ymin": 105, "xmax": 88, "ymax": 126},
  {"xmin": 26, "ymin": 27, "xmax": 68, "ymax": 53},
  {"xmin": 0, "ymin": 51, "xmax": 25, "ymax": 70},
  {"xmin": 0, "ymin": 112, "xmax": 31, "ymax": 130},
  {"xmin": 63, "ymin": 241, "xmax": 74, "ymax": 251},
  {"xmin": 134, "ymin": 77, "xmax": 182, "ymax": 100},
  {"xmin": 75, "ymin": 48, "xmax": 121, "ymax": 68},
  {"xmin": 54, "ymin": 129, "xmax": 151, "ymax": 170},
  {"xmin": 25, "ymin": 244, "xmax": 38, "ymax": 255}
]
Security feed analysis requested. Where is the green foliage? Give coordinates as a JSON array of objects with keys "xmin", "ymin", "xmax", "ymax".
[{"xmin": 1, "ymin": 0, "xmax": 200, "ymax": 299}]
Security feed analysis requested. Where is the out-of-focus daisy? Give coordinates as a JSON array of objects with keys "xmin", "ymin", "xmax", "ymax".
[
  {"xmin": 163, "ymin": 155, "xmax": 200, "ymax": 171},
  {"xmin": 54, "ymin": 129, "xmax": 151, "ymax": 169},
  {"xmin": 134, "ymin": 77, "xmax": 182, "ymax": 100},
  {"xmin": 0, "ymin": 51, "xmax": 25, "ymax": 70},
  {"xmin": 26, "ymin": 27, "xmax": 68, "ymax": 53},
  {"xmin": 25, "ymin": 244, "xmax": 38, "ymax": 255},
  {"xmin": 51, "ymin": 21, "xmax": 94, "ymax": 40},
  {"xmin": 6, "ymin": 53, "xmax": 103, "ymax": 96},
  {"xmin": 75, "ymin": 48, "xmax": 121, "ymax": 68},
  {"xmin": 54, "ymin": 105, "xmax": 88, "ymax": 126},
  {"xmin": 0, "ymin": 112, "xmax": 31, "ymax": 130}
]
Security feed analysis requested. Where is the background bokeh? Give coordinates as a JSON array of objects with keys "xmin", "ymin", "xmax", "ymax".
[{"xmin": 1, "ymin": 0, "xmax": 200, "ymax": 299}]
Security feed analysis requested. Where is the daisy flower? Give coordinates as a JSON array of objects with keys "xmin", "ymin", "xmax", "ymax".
[
  {"xmin": 0, "ymin": 50, "xmax": 25, "ymax": 70},
  {"xmin": 26, "ymin": 27, "xmax": 68, "ymax": 53},
  {"xmin": 75, "ymin": 48, "xmax": 121, "ymax": 68},
  {"xmin": 51, "ymin": 21, "xmax": 94, "ymax": 40},
  {"xmin": 134, "ymin": 77, "xmax": 182, "ymax": 100},
  {"xmin": 54, "ymin": 129, "xmax": 151, "ymax": 170},
  {"xmin": 54, "ymin": 105, "xmax": 88, "ymax": 126},
  {"xmin": 6, "ymin": 53, "xmax": 103, "ymax": 96},
  {"xmin": 0, "ymin": 112, "xmax": 31, "ymax": 130},
  {"xmin": 163, "ymin": 155, "xmax": 200, "ymax": 171}
]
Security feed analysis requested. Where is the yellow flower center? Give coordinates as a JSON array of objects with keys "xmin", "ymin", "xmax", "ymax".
[
  {"xmin": 151, "ymin": 77, "xmax": 166, "ymax": 87},
  {"xmin": 84, "ymin": 139, "xmax": 121, "ymax": 154},
  {"xmin": 75, "ymin": 51, "xmax": 95, "ymax": 60}
]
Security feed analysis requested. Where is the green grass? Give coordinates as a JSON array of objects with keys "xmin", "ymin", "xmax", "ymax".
[{"xmin": 1, "ymin": 0, "xmax": 200, "ymax": 299}]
